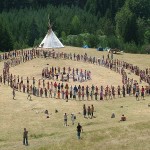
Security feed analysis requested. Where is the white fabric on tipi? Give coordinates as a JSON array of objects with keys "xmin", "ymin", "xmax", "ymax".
[{"xmin": 39, "ymin": 30, "xmax": 64, "ymax": 48}]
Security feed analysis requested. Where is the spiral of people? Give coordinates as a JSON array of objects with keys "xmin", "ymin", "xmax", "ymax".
[{"xmin": 0, "ymin": 48, "xmax": 150, "ymax": 146}]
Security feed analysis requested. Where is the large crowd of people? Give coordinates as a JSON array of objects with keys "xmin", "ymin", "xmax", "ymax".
[
  {"xmin": 42, "ymin": 66, "xmax": 91, "ymax": 82},
  {"xmin": 1, "ymin": 71, "xmax": 150, "ymax": 101},
  {"xmin": 0, "ymin": 48, "xmax": 150, "ymax": 143},
  {"xmin": 0, "ymin": 48, "xmax": 150, "ymax": 101},
  {"xmin": 1, "ymin": 49, "xmax": 150, "ymax": 84}
]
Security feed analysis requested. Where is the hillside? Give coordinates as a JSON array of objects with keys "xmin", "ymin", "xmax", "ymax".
[{"xmin": 0, "ymin": 0, "xmax": 150, "ymax": 53}]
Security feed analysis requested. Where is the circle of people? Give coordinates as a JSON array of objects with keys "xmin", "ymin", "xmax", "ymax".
[{"xmin": 1, "ymin": 48, "xmax": 150, "ymax": 101}]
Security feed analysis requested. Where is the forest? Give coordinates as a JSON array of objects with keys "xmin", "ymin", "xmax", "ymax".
[{"xmin": 0, "ymin": 0, "xmax": 150, "ymax": 53}]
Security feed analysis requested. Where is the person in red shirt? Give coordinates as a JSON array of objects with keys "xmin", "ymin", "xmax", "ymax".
[
  {"xmin": 58, "ymin": 90, "xmax": 60, "ymax": 99},
  {"xmin": 65, "ymin": 89, "xmax": 69, "ymax": 102},
  {"xmin": 54, "ymin": 82, "xmax": 57, "ymax": 89},
  {"xmin": 141, "ymin": 86, "xmax": 145, "ymax": 100}
]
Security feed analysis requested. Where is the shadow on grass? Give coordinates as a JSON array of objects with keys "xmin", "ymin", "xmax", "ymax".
[
  {"xmin": 0, "ymin": 139, "xmax": 6, "ymax": 142},
  {"xmin": 37, "ymin": 147, "xmax": 49, "ymax": 150},
  {"xmin": 129, "ymin": 121, "xmax": 150, "ymax": 130},
  {"xmin": 30, "ymin": 132, "xmax": 58, "ymax": 139},
  {"xmin": 84, "ymin": 121, "xmax": 99, "ymax": 126}
]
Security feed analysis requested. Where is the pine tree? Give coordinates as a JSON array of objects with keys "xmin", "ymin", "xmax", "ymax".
[
  {"xmin": 71, "ymin": 15, "xmax": 81, "ymax": 35},
  {"xmin": 115, "ymin": 7, "xmax": 138, "ymax": 43},
  {"xmin": 27, "ymin": 19, "xmax": 39, "ymax": 47},
  {"xmin": 0, "ymin": 23, "xmax": 13, "ymax": 52}
]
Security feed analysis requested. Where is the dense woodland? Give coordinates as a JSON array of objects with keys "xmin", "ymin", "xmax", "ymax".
[{"xmin": 0, "ymin": 0, "xmax": 150, "ymax": 53}]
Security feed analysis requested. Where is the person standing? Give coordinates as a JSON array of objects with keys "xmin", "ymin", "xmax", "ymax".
[
  {"xmin": 23, "ymin": 128, "xmax": 28, "ymax": 146},
  {"xmin": 62, "ymin": 89, "xmax": 65, "ymax": 99},
  {"xmin": 71, "ymin": 113, "xmax": 75, "ymax": 125},
  {"xmin": 90, "ymin": 90, "xmax": 93, "ymax": 100},
  {"xmin": 95, "ymin": 91, "xmax": 98, "ymax": 100},
  {"xmin": 65, "ymin": 89, "xmax": 69, "ymax": 102},
  {"xmin": 64, "ymin": 113, "xmax": 68, "ymax": 126},
  {"xmin": 91, "ymin": 104, "xmax": 94, "ymax": 118},
  {"xmin": 27, "ymin": 89, "xmax": 32, "ymax": 100},
  {"xmin": 12, "ymin": 88, "xmax": 15, "ymax": 100},
  {"xmin": 122, "ymin": 85, "xmax": 125, "ymax": 97},
  {"xmin": 141, "ymin": 86, "xmax": 145, "ymax": 100},
  {"xmin": 44, "ymin": 88, "xmax": 48, "ymax": 98},
  {"xmin": 135, "ymin": 88, "xmax": 139, "ymax": 101},
  {"xmin": 87, "ymin": 106, "xmax": 91, "ymax": 118},
  {"xmin": 111, "ymin": 50, "xmax": 113, "ymax": 60},
  {"xmin": 117, "ymin": 85, "xmax": 121, "ymax": 98},
  {"xmin": 57, "ymin": 90, "xmax": 60, "ymax": 99},
  {"xmin": 70, "ymin": 85, "xmax": 73, "ymax": 99},
  {"xmin": 77, "ymin": 123, "xmax": 83, "ymax": 139},
  {"xmin": 83, "ymin": 104, "xmax": 86, "ymax": 118}
]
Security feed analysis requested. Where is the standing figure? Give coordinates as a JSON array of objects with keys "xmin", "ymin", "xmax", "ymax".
[
  {"xmin": 64, "ymin": 113, "xmax": 68, "ymax": 126},
  {"xmin": 77, "ymin": 123, "xmax": 83, "ymax": 139},
  {"xmin": 12, "ymin": 88, "xmax": 15, "ymax": 99},
  {"xmin": 23, "ymin": 128, "xmax": 28, "ymax": 146}
]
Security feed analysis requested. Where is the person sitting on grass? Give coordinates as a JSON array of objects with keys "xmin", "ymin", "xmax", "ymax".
[{"xmin": 120, "ymin": 114, "xmax": 126, "ymax": 121}]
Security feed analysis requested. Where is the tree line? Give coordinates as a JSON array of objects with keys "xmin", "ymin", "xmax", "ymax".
[{"xmin": 0, "ymin": 0, "xmax": 149, "ymax": 53}]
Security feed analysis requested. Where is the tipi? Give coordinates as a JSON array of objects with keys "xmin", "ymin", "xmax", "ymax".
[{"xmin": 39, "ymin": 19, "xmax": 64, "ymax": 49}]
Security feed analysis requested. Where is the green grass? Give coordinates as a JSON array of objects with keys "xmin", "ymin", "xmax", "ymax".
[
  {"xmin": 30, "ymin": 132, "xmax": 58, "ymax": 139},
  {"xmin": 0, "ymin": 139, "xmax": 6, "ymax": 142},
  {"xmin": 129, "ymin": 121, "xmax": 150, "ymax": 130}
]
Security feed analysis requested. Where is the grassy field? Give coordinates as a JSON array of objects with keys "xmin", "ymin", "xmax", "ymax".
[{"xmin": 0, "ymin": 46, "xmax": 150, "ymax": 150}]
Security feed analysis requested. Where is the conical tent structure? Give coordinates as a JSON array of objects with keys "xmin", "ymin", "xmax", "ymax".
[{"xmin": 39, "ymin": 19, "xmax": 64, "ymax": 48}]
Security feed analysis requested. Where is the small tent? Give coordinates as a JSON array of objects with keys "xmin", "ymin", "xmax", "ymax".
[
  {"xmin": 97, "ymin": 47, "xmax": 103, "ymax": 51},
  {"xmin": 83, "ymin": 45, "xmax": 89, "ymax": 48}
]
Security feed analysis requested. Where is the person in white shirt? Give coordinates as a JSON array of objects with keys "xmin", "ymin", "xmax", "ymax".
[{"xmin": 71, "ymin": 113, "xmax": 75, "ymax": 125}]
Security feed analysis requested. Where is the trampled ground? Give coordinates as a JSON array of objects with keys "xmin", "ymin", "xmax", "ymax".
[{"xmin": 0, "ymin": 46, "xmax": 150, "ymax": 150}]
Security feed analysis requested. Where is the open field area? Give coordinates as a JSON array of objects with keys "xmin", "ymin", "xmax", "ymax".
[
  {"xmin": 0, "ymin": 46, "xmax": 150, "ymax": 150},
  {"xmin": 10, "ymin": 57, "xmax": 123, "ymax": 87}
]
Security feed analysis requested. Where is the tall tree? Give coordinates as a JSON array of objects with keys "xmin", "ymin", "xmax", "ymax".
[
  {"xmin": 71, "ymin": 15, "xmax": 81, "ymax": 34},
  {"xmin": 27, "ymin": 19, "xmax": 39, "ymax": 47},
  {"xmin": 0, "ymin": 22, "xmax": 13, "ymax": 51},
  {"xmin": 115, "ymin": 7, "xmax": 138, "ymax": 43},
  {"xmin": 144, "ymin": 30, "xmax": 150, "ymax": 44},
  {"xmin": 126, "ymin": 0, "xmax": 150, "ymax": 19},
  {"xmin": 85, "ymin": 0, "xmax": 97, "ymax": 15}
]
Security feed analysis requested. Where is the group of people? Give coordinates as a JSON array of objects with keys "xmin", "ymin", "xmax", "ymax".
[
  {"xmin": 40, "ymin": 50, "xmax": 150, "ymax": 97},
  {"xmin": 63, "ymin": 113, "xmax": 77, "ymax": 126},
  {"xmin": 2, "ymin": 70, "xmax": 149, "ymax": 101},
  {"xmin": 121, "ymin": 61, "xmax": 150, "ymax": 85},
  {"xmin": 0, "ymin": 48, "xmax": 39, "ymax": 62},
  {"xmin": 1, "ymin": 73, "xmax": 150, "ymax": 101},
  {"xmin": 1, "ymin": 48, "xmax": 149, "ymax": 144},
  {"xmin": 83, "ymin": 104, "xmax": 94, "ymax": 119},
  {"xmin": 63, "ymin": 113, "xmax": 83, "ymax": 139},
  {"xmin": 1, "ymin": 48, "xmax": 150, "ymax": 86},
  {"xmin": 39, "ymin": 49, "xmax": 150, "ymax": 85},
  {"xmin": 0, "ymin": 48, "xmax": 149, "ymax": 102},
  {"xmin": 42, "ymin": 66, "xmax": 91, "ymax": 82}
]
